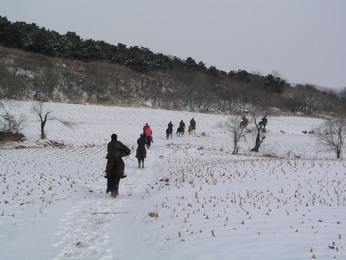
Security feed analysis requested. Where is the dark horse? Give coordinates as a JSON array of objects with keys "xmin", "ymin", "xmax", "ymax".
[
  {"xmin": 136, "ymin": 147, "xmax": 146, "ymax": 168},
  {"xmin": 166, "ymin": 128, "xmax": 173, "ymax": 139},
  {"xmin": 106, "ymin": 159, "xmax": 124, "ymax": 198},
  {"xmin": 146, "ymin": 136, "xmax": 153, "ymax": 149},
  {"xmin": 176, "ymin": 127, "xmax": 184, "ymax": 137},
  {"xmin": 188, "ymin": 125, "xmax": 195, "ymax": 135}
]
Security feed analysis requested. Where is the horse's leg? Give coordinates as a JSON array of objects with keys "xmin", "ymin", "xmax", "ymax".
[
  {"xmin": 147, "ymin": 137, "xmax": 151, "ymax": 149},
  {"xmin": 137, "ymin": 158, "xmax": 140, "ymax": 168},
  {"xmin": 107, "ymin": 163, "xmax": 117, "ymax": 194},
  {"xmin": 110, "ymin": 164, "xmax": 122, "ymax": 198},
  {"xmin": 106, "ymin": 175, "xmax": 112, "ymax": 194},
  {"xmin": 142, "ymin": 159, "xmax": 144, "ymax": 168},
  {"xmin": 114, "ymin": 176, "xmax": 120, "ymax": 197},
  {"xmin": 112, "ymin": 170, "xmax": 121, "ymax": 197}
]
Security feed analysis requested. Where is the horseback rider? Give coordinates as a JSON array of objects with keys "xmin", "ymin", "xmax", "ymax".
[
  {"xmin": 258, "ymin": 115, "xmax": 268, "ymax": 128},
  {"xmin": 143, "ymin": 123, "xmax": 153, "ymax": 144},
  {"xmin": 136, "ymin": 134, "xmax": 147, "ymax": 156},
  {"xmin": 190, "ymin": 118, "xmax": 196, "ymax": 129},
  {"xmin": 179, "ymin": 120, "xmax": 185, "ymax": 131},
  {"xmin": 168, "ymin": 121, "xmax": 174, "ymax": 130},
  {"xmin": 105, "ymin": 134, "xmax": 130, "ymax": 194},
  {"xmin": 143, "ymin": 123, "xmax": 150, "ymax": 133},
  {"xmin": 241, "ymin": 115, "xmax": 249, "ymax": 125},
  {"xmin": 136, "ymin": 134, "xmax": 147, "ymax": 167}
]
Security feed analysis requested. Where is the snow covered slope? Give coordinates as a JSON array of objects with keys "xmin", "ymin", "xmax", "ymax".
[{"xmin": 0, "ymin": 101, "xmax": 345, "ymax": 260}]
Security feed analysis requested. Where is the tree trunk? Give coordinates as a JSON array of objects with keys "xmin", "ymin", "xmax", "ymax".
[
  {"xmin": 232, "ymin": 146, "xmax": 239, "ymax": 154},
  {"xmin": 336, "ymin": 149, "xmax": 341, "ymax": 159},
  {"xmin": 40, "ymin": 121, "xmax": 46, "ymax": 139},
  {"xmin": 251, "ymin": 131, "xmax": 265, "ymax": 152}
]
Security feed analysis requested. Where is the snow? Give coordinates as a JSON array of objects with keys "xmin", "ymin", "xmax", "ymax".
[{"xmin": 0, "ymin": 100, "xmax": 345, "ymax": 260}]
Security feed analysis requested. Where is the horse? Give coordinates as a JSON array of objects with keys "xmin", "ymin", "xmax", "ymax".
[
  {"xmin": 240, "ymin": 120, "xmax": 248, "ymax": 130},
  {"xmin": 188, "ymin": 125, "xmax": 195, "ymax": 135},
  {"xmin": 176, "ymin": 127, "xmax": 184, "ymax": 137},
  {"xmin": 106, "ymin": 159, "xmax": 124, "ymax": 198},
  {"xmin": 166, "ymin": 128, "xmax": 173, "ymax": 139},
  {"xmin": 136, "ymin": 147, "xmax": 146, "ymax": 168},
  {"xmin": 146, "ymin": 135, "xmax": 153, "ymax": 149}
]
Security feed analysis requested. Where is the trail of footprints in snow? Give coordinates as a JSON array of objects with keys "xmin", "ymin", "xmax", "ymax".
[{"xmin": 53, "ymin": 199, "xmax": 116, "ymax": 259}]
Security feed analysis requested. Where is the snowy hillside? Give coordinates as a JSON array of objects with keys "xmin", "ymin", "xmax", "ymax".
[{"xmin": 0, "ymin": 101, "xmax": 345, "ymax": 260}]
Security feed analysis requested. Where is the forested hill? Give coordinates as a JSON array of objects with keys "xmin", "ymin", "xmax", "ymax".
[
  {"xmin": 0, "ymin": 16, "xmax": 345, "ymax": 115},
  {"xmin": 0, "ymin": 16, "xmax": 221, "ymax": 74}
]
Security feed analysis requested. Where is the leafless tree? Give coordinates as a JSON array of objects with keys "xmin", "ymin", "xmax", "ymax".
[
  {"xmin": 32, "ymin": 102, "xmax": 77, "ymax": 139},
  {"xmin": 249, "ymin": 109, "xmax": 268, "ymax": 152},
  {"xmin": 225, "ymin": 116, "xmax": 247, "ymax": 154},
  {"xmin": 0, "ymin": 100, "xmax": 26, "ymax": 135},
  {"xmin": 0, "ymin": 108, "xmax": 26, "ymax": 134},
  {"xmin": 315, "ymin": 117, "xmax": 346, "ymax": 159},
  {"xmin": 32, "ymin": 102, "xmax": 53, "ymax": 139}
]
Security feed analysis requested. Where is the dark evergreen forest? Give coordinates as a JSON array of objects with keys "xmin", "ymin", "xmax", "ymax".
[{"xmin": 1, "ymin": 16, "xmax": 345, "ymax": 115}]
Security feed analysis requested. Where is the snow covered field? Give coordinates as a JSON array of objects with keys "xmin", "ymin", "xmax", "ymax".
[{"xmin": 0, "ymin": 100, "xmax": 345, "ymax": 260}]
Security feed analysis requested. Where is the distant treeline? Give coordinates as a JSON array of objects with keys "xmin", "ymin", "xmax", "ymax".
[
  {"xmin": 0, "ymin": 16, "xmax": 286, "ymax": 87},
  {"xmin": 1, "ymin": 16, "xmax": 345, "ymax": 115}
]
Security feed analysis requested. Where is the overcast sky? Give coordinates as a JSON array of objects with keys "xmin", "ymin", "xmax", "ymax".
[{"xmin": 1, "ymin": 0, "xmax": 346, "ymax": 90}]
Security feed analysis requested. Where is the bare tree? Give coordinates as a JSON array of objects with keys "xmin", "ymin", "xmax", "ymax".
[
  {"xmin": 32, "ymin": 102, "xmax": 77, "ymax": 139},
  {"xmin": 0, "ymin": 101, "xmax": 26, "ymax": 135},
  {"xmin": 32, "ymin": 102, "xmax": 53, "ymax": 139},
  {"xmin": 1, "ymin": 110, "xmax": 26, "ymax": 133},
  {"xmin": 316, "ymin": 117, "xmax": 346, "ymax": 159},
  {"xmin": 225, "ymin": 116, "xmax": 247, "ymax": 154},
  {"xmin": 249, "ymin": 109, "xmax": 268, "ymax": 152}
]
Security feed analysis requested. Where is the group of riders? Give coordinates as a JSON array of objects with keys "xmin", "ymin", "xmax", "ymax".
[
  {"xmin": 105, "ymin": 114, "xmax": 268, "ymax": 197},
  {"xmin": 240, "ymin": 114, "xmax": 267, "ymax": 129},
  {"xmin": 167, "ymin": 118, "xmax": 196, "ymax": 138},
  {"xmin": 104, "ymin": 118, "xmax": 196, "ymax": 198}
]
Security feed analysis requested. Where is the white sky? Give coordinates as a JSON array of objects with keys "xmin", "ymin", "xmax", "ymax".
[{"xmin": 1, "ymin": 0, "xmax": 346, "ymax": 90}]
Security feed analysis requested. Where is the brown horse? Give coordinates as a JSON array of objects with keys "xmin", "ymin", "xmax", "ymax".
[
  {"xmin": 136, "ymin": 147, "xmax": 146, "ymax": 168},
  {"xmin": 188, "ymin": 125, "xmax": 195, "ymax": 135}
]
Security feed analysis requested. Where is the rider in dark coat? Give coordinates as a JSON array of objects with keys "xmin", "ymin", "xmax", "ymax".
[
  {"xmin": 190, "ymin": 118, "xmax": 196, "ymax": 129},
  {"xmin": 106, "ymin": 134, "xmax": 130, "ymax": 193},
  {"xmin": 259, "ymin": 115, "xmax": 268, "ymax": 128},
  {"xmin": 179, "ymin": 120, "xmax": 185, "ymax": 131},
  {"xmin": 136, "ymin": 134, "xmax": 147, "ymax": 159},
  {"xmin": 168, "ymin": 121, "xmax": 174, "ymax": 130}
]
